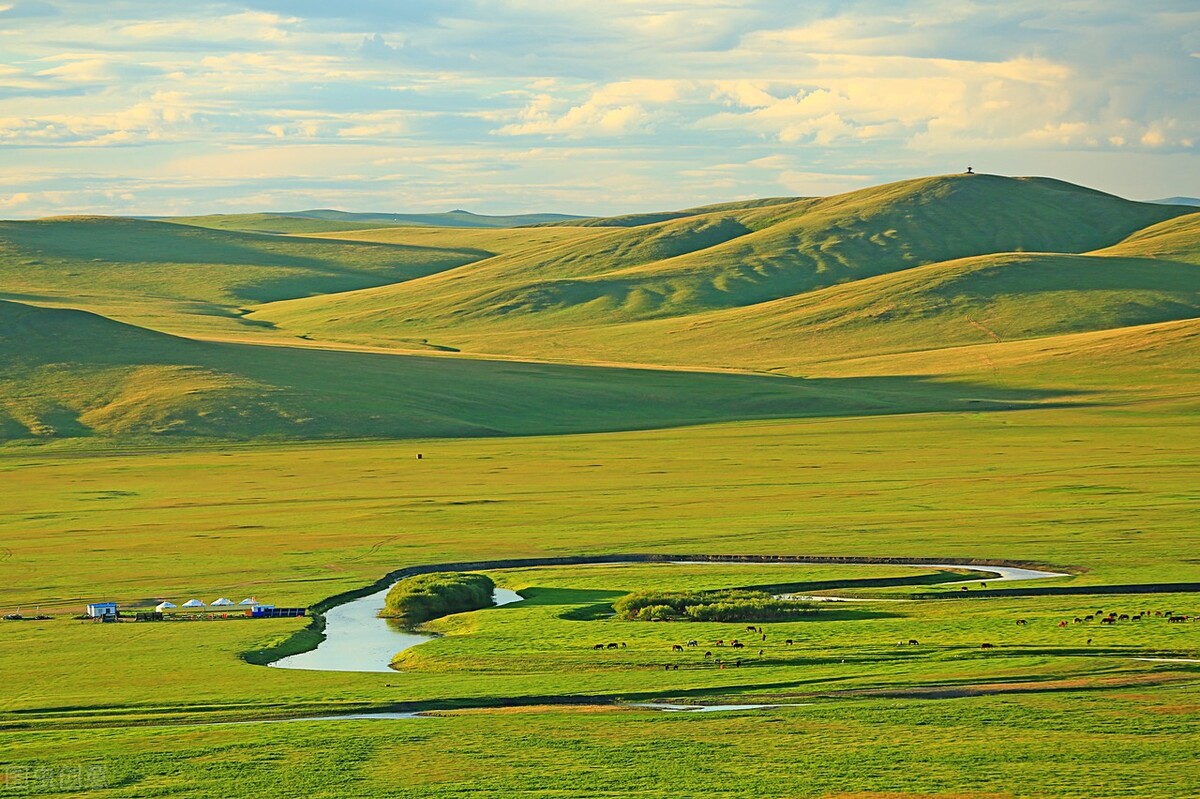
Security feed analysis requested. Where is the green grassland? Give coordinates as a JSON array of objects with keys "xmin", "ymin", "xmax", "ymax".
[{"xmin": 0, "ymin": 174, "xmax": 1197, "ymax": 797}]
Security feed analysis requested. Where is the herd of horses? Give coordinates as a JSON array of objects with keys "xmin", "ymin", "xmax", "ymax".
[{"xmin": 587, "ymin": 607, "xmax": 1194, "ymax": 664}]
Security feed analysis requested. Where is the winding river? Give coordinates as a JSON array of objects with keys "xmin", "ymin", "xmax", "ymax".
[
  {"xmin": 269, "ymin": 587, "xmax": 523, "ymax": 673},
  {"xmin": 268, "ymin": 556, "xmax": 1067, "ymax": 674}
]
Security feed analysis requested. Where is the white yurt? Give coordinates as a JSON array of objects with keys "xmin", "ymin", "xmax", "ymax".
[
  {"xmin": 155, "ymin": 601, "xmax": 177, "ymax": 612},
  {"xmin": 181, "ymin": 599, "xmax": 206, "ymax": 608},
  {"xmin": 211, "ymin": 598, "xmax": 234, "ymax": 607}
]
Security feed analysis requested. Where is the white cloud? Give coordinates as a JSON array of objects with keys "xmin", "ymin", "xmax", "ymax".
[
  {"xmin": 0, "ymin": 0, "xmax": 1194, "ymax": 214},
  {"xmin": 0, "ymin": 91, "xmax": 199, "ymax": 146},
  {"xmin": 119, "ymin": 12, "xmax": 300, "ymax": 43}
]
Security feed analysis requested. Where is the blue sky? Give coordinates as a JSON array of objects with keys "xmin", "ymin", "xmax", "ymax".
[{"xmin": 0, "ymin": 0, "xmax": 1196, "ymax": 216}]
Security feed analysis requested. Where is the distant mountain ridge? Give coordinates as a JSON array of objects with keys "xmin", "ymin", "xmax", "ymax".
[
  {"xmin": 1149, "ymin": 197, "xmax": 1200, "ymax": 207},
  {"xmin": 159, "ymin": 209, "xmax": 589, "ymax": 233}
]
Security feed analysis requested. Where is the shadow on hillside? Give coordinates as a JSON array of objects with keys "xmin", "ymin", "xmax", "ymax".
[{"xmin": 0, "ymin": 300, "xmax": 1088, "ymax": 443}]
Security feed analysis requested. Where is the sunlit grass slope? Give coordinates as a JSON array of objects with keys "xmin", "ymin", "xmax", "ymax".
[
  {"xmin": 252, "ymin": 175, "xmax": 1191, "ymax": 344},
  {"xmin": 0, "ymin": 299, "xmax": 1055, "ymax": 444},
  {"xmin": 0, "ymin": 216, "xmax": 489, "ymax": 337},
  {"xmin": 454, "ymin": 241, "xmax": 1200, "ymax": 371}
]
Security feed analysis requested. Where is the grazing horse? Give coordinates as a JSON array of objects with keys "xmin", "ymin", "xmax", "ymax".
[
  {"xmin": 1118, "ymin": 614, "xmax": 1130, "ymax": 621},
  {"xmin": 1058, "ymin": 620, "xmax": 1068, "ymax": 628},
  {"xmin": 671, "ymin": 644, "xmax": 684, "ymax": 652},
  {"xmin": 1168, "ymin": 616, "xmax": 1187, "ymax": 624},
  {"xmin": 732, "ymin": 641, "xmax": 745, "ymax": 649},
  {"xmin": 1016, "ymin": 619, "xmax": 1027, "ymax": 626},
  {"xmin": 620, "ymin": 642, "xmax": 627, "ymax": 648},
  {"xmin": 784, "ymin": 639, "xmax": 794, "ymax": 646},
  {"xmin": 980, "ymin": 642, "xmax": 995, "ymax": 650},
  {"xmin": 1085, "ymin": 615, "xmax": 1094, "ymax": 621},
  {"xmin": 908, "ymin": 639, "xmax": 919, "ymax": 645},
  {"xmin": 686, "ymin": 640, "xmax": 698, "ymax": 647},
  {"xmin": 704, "ymin": 651, "xmax": 713, "ymax": 659},
  {"xmin": 746, "ymin": 625, "xmax": 758, "ymax": 632},
  {"xmin": 1100, "ymin": 617, "xmax": 1115, "ymax": 625},
  {"xmin": 606, "ymin": 642, "xmax": 620, "ymax": 649},
  {"xmin": 715, "ymin": 639, "xmax": 724, "ymax": 646},
  {"xmin": 1073, "ymin": 617, "xmax": 1083, "ymax": 624},
  {"xmin": 593, "ymin": 643, "xmax": 605, "ymax": 650}
]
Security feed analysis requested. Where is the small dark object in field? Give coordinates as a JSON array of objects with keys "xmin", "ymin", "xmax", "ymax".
[
  {"xmin": 908, "ymin": 639, "xmax": 919, "ymax": 645},
  {"xmin": 1016, "ymin": 619, "xmax": 1027, "ymax": 625},
  {"xmin": 784, "ymin": 639, "xmax": 793, "ymax": 645},
  {"xmin": 980, "ymin": 642, "xmax": 995, "ymax": 650},
  {"xmin": 416, "ymin": 453, "xmax": 422, "ymax": 459},
  {"xmin": 671, "ymin": 644, "xmax": 683, "ymax": 652}
]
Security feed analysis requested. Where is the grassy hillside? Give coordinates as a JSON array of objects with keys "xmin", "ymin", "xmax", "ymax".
[
  {"xmin": 0, "ymin": 299, "xmax": 1057, "ymax": 444},
  {"xmin": 253, "ymin": 175, "xmax": 1191, "ymax": 347},
  {"xmin": 0, "ymin": 216, "xmax": 490, "ymax": 338},
  {"xmin": 445, "ymin": 243, "xmax": 1200, "ymax": 372}
]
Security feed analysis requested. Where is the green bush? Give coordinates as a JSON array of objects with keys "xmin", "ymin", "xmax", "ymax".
[
  {"xmin": 382, "ymin": 572, "xmax": 496, "ymax": 624},
  {"xmin": 614, "ymin": 589, "xmax": 816, "ymax": 622}
]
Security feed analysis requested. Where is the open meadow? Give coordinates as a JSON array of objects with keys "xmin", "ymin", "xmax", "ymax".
[{"xmin": 1, "ymin": 175, "xmax": 1197, "ymax": 797}]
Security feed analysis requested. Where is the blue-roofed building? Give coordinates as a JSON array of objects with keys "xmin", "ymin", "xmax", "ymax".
[{"xmin": 86, "ymin": 602, "xmax": 117, "ymax": 618}]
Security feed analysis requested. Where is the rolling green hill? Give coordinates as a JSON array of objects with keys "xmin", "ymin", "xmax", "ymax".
[
  {"xmin": 251, "ymin": 175, "xmax": 1194, "ymax": 354},
  {"xmin": 0, "ymin": 299, "xmax": 1056, "ymax": 444},
  {"xmin": 0, "ymin": 216, "xmax": 491, "ymax": 338}
]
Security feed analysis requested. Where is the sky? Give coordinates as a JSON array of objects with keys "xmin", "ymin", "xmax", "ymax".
[{"xmin": 0, "ymin": 0, "xmax": 1197, "ymax": 217}]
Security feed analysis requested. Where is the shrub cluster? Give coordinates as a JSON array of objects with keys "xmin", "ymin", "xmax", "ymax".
[
  {"xmin": 382, "ymin": 572, "xmax": 496, "ymax": 624},
  {"xmin": 613, "ymin": 589, "xmax": 816, "ymax": 622}
]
